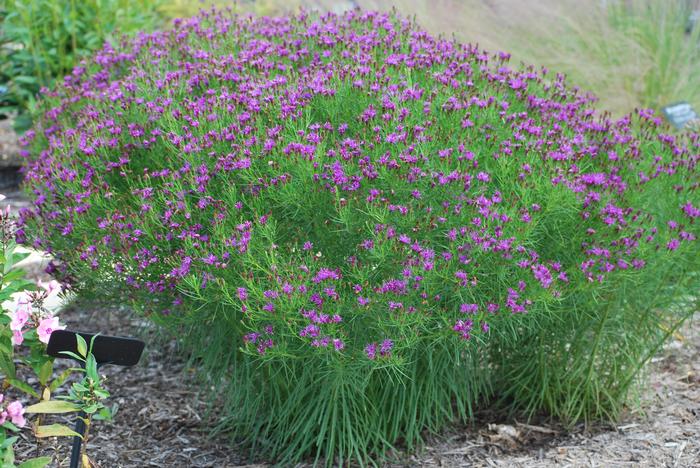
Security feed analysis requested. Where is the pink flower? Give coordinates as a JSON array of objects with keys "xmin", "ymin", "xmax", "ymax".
[
  {"xmin": 9, "ymin": 308, "xmax": 29, "ymax": 332},
  {"xmin": 6, "ymin": 401, "xmax": 25, "ymax": 427},
  {"xmin": 37, "ymin": 316, "xmax": 65, "ymax": 344},
  {"xmin": 39, "ymin": 279, "xmax": 61, "ymax": 296},
  {"xmin": 11, "ymin": 330, "xmax": 24, "ymax": 346},
  {"xmin": 9, "ymin": 297, "xmax": 31, "ymax": 332}
]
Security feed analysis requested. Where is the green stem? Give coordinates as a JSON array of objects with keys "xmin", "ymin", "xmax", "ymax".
[{"xmin": 584, "ymin": 296, "xmax": 612, "ymax": 387}]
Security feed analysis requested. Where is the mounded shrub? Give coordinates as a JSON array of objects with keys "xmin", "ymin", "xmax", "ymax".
[{"xmin": 16, "ymin": 8, "xmax": 700, "ymax": 465}]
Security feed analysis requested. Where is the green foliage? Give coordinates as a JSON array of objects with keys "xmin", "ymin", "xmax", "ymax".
[
  {"xmin": 605, "ymin": 0, "xmax": 700, "ymax": 112},
  {"xmin": 0, "ymin": 0, "xmax": 164, "ymax": 132}
]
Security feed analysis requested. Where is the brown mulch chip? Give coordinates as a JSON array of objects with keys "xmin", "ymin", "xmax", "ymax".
[{"xmin": 8, "ymin": 298, "xmax": 700, "ymax": 467}]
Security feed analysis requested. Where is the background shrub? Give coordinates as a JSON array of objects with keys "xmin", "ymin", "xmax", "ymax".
[
  {"xmin": 16, "ymin": 9, "xmax": 700, "ymax": 465},
  {"xmin": 0, "ymin": 0, "xmax": 164, "ymax": 132}
]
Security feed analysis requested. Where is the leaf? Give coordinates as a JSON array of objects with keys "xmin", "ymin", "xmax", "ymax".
[
  {"xmin": 13, "ymin": 279, "xmax": 37, "ymax": 291},
  {"xmin": 0, "ymin": 435, "xmax": 18, "ymax": 450},
  {"xmin": 110, "ymin": 402, "xmax": 119, "ymax": 418},
  {"xmin": 93, "ymin": 388, "xmax": 110, "ymax": 399},
  {"xmin": 34, "ymin": 424, "xmax": 82, "ymax": 439},
  {"xmin": 0, "ymin": 352, "xmax": 16, "ymax": 380},
  {"xmin": 71, "ymin": 382, "xmax": 88, "ymax": 393},
  {"xmin": 0, "ymin": 289, "xmax": 12, "ymax": 302},
  {"xmin": 3, "ymin": 250, "xmax": 13, "ymax": 273},
  {"xmin": 49, "ymin": 368, "xmax": 73, "ymax": 392},
  {"xmin": 2, "ymin": 421, "xmax": 20, "ymax": 432},
  {"xmin": 83, "ymin": 404, "xmax": 99, "ymax": 414},
  {"xmin": 42, "ymin": 387, "xmax": 50, "ymax": 402},
  {"xmin": 81, "ymin": 453, "xmax": 94, "ymax": 468},
  {"xmin": 2, "ymin": 268, "xmax": 26, "ymax": 283},
  {"xmin": 58, "ymin": 351, "xmax": 85, "ymax": 362},
  {"xmin": 17, "ymin": 457, "xmax": 53, "ymax": 468},
  {"xmin": 85, "ymin": 354, "xmax": 98, "ymax": 381},
  {"xmin": 25, "ymin": 400, "xmax": 79, "ymax": 414},
  {"xmin": 11, "ymin": 252, "xmax": 30, "ymax": 264},
  {"xmin": 76, "ymin": 334, "xmax": 88, "ymax": 359},
  {"xmin": 7, "ymin": 379, "xmax": 39, "ymax": 398},
  {"xmin": 38, "ymin": 360, "xmax": 53, "ymax": 387},
  {"xmin": 92, "ymin": 406, "xmax": 112, "ymax": 422},
  {"xmin": 1, "ymin": 439, "xmax": 15, "ymax": 465}
]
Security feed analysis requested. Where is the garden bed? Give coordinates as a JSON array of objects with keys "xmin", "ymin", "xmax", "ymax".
[{"xmin": 11, "ymin": 296, "xmax": 699, "ymax": 467}]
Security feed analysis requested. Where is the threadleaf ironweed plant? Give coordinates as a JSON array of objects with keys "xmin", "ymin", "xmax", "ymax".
[{"xmin": 14, "ymin": 8, "xmax": 700, "ymax": 465}]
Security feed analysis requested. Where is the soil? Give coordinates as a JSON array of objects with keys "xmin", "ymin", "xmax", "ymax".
[{"xmin": 408, "ymin": 318, "xmax": 700, "ymax": 468}]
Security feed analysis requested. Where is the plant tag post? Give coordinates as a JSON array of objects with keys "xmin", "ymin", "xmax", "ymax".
[
  {"xmin": 47, "ymin": 330, "xmax": 145, "ymax": 468},
  {"xmin": 661, "ymin": 102, "xmax": 699, "ymax": 129},
  {"xmin": 688, "ymin": 10, "xmax": 699, "ymax": 34}
]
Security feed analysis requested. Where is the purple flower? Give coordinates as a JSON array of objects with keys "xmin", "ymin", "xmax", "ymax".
[
  {"xmin": 365, "ymin": 343, "xmax": 377, "ymax": 360},
  {"xmin": 460, "ymin": 303, "xmax": 479, "ymax": 314},
  {"xmin": 312, "ymin": 268, "xmax": 341, "ymax": 283},
  {"xmin": 263, "ymin": 289, "xmax": 280, "ymax": 299},
  {"xmin": 380, "ymin": 339, "xmax": 393, "ymax": 356},
  {"xmin": 244, "ymin": 332, "xmax": 260, "ymax": 344}
]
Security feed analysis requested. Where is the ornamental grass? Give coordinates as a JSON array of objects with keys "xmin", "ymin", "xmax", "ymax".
[{"xmin": 16, "ymin": 9, "xmax": 700, "ymax": 465}]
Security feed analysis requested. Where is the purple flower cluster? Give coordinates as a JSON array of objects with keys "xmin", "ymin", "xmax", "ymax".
[
  {"xmin": 365, "ymin": 339, "xmax": 393, "ymax": 360},
  {"xmin": 16, "ymin": 8, "xmax": 699, "ymax": 366}
]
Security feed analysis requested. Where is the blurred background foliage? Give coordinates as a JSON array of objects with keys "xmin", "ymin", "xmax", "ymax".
[
  {"xmin": 0, "ymin": 0, "xmax": 165, "ymax": 132},
  {"xmin": 1, "ymin": 0, "xmax": 698, "ymax": 132}
]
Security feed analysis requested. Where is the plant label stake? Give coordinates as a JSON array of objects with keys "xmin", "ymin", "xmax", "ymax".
[
  {"xmin": 661, "ymin": 101, "xmax": 698, "ymax": 129},
  {"xmin": 47, "ymin": 330, "xmax": 145, "ymax": 468},
  {"xmin": 688, "ymin": 10, "xmax": 699, "ymax": 34}
]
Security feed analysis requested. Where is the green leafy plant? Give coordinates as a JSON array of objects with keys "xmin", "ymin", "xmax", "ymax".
[
  {"xmin": 0, "ymin": 0, "xmax": 164, "ymax": 132},
  {"xmin": 26, "ymin": 334, "xmax": 113, "ymax": 468},
  {"xmin": 1, "ymin": 194, "xmax": 111, "ymax": 466}
]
